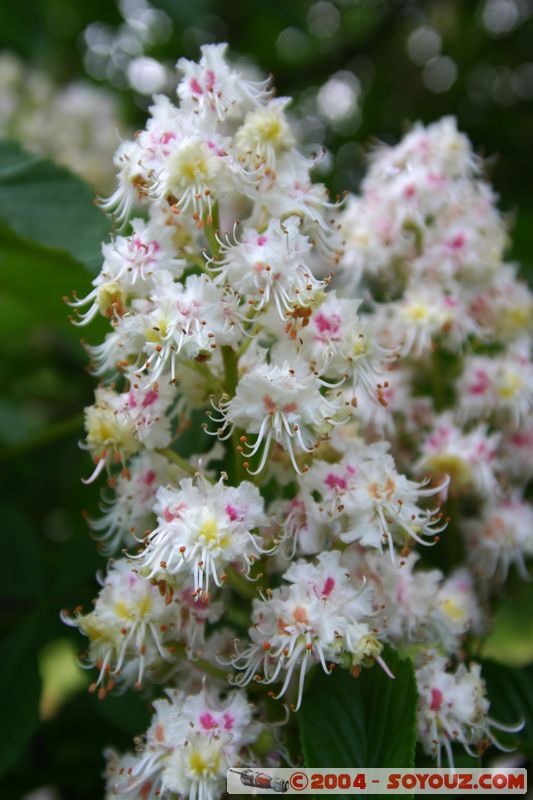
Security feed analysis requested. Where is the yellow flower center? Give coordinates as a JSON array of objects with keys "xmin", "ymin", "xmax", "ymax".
[
  {"xmin": 441, "ymin": 598, "xmax": 465, "ymax": 621},
  {"xmin": 189, "ymin": 748, "xmax": 221, "ymax": 776},
  {"xmin": 198, "ymin": 517, "xmax": 219, "ymax": 542},
  {"xmin": 405, "ymin": 303, "xmax": 428, "ymax": 322},
  {"xmin": 426, "ymin": 454, "xmax": 471, "ymax": 487},
  {"xmin": 167, "ymin": 140, "xmax": 220, "ymax": 191},
  {"xmin": 497, "ymin": 372, "xmax": 523, "ymax": 400}
]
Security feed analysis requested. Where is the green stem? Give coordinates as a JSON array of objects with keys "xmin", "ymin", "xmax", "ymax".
[
  {"xmin": 221, "ymin": 345, "xmax": 246, "ymax": 485},
  {"xmin": 224, "ymin": 565, "xmax": 258, "ymax": 600},
  {"xmin": 156, "ymin": 447, "xmax": 201, "ymax": 478},
  {"xmin": 0, "ymin": 412, "xmax": 83, "ymax": 463},
  {"xmin": 221, "ymin": 345, "xmax": 239, "ymax": 394},
  {"xmin": 204, "ymin": 203, "xmax": 221, "ymax": 259},
  {"xmin": 185, "ymin": 360, "xmax": 223, "ymax": 394}
]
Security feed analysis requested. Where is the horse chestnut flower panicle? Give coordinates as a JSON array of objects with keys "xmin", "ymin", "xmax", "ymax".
[{"xmin": 65, "ymin": 43, "xmax": 529, "ymax": 794}]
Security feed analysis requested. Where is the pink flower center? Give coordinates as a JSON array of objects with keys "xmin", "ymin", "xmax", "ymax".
[
  {"xmin": 225, "ymin": 503, "xmax": 240, "ymax": 522},
  {"xmin": 190, "ymin": 78, "xmax": 203, "ymax": 95},
  {"xmin": 199, "ymin": 712, "xmax": 218, "ymax": 730},
  {"xmin": 430, "ymin": 687, "xmax": 443, "ymax": 712},
  {"xmin": 143, "ymin": 470, "xmax": 156, "ymax": 486},
  {"xmin": 314, "ymin": 312, "xmax": 341, "ymax": 336},
  {"xmin": 449, "ymin": 233, "xmax": 465, "ymax": 250},
  {"xmin": 469, "ymin": 369, "xmax": 490, "ymax": 395},
  {"xmin": 222, "ymin": 712, "xmax": 234, "ymax": 730},
  {"xmin": 325, "ymin": 473, "xmax": 347, "ymax": 491},
  {"xmin": 143, "ymin": 389, "xmax": 159, "ymax": 408}
]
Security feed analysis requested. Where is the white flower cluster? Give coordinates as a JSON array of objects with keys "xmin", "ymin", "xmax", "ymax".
[
  {"xmin": 104, "ymin": 686, "xmax": 267, "ymax": 800},
  {"xmin": 0, "ymin": 51, "xmax": 125, "ymax": 191},
  {"xmin": 66, "ymin": 46, "xmax": 530, "ymax": 794},
  {"xmin": 416, "ymin": 651, "xmax": 521, "ymax": 768},
  {"xmin": 338, "ymin": 116, "xmax": 532, "ymax": 765}
]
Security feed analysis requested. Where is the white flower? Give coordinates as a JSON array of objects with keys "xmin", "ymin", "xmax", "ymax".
[
  {"xmin": 299, "ymin": 443, "xmax": 448, "ymax": 557},
  {"xmin": 91, "ymin": 451, "xmax": 175, "ymax": 554},
  {"xmin": 89, "ymin": 275, "xmax": 241, "ymax": 383},
  {"xmin": 154, "ymin": 132, "xmax": 249, "ymax": 221},
  {"xmin": 338, "ymin": 118, "xmax": 506, "ymax": 293},
  {"xmin": 408, "ymin": 183, "xmax": 506, "ymax": 286},
  {"xmin": 99, "ymin": 140, "xmax": 149, "ymax": 226},
  {"xmin": 299, "ymin": 291, "xmax": 397, "ymax": 398},
  {"xmin": 456, "ymin": 348, "xmax": 533, "ymax": 428},
  {"xmin": 82, "ymin": 383, "xmax": 174, "ymax": 482},
  {"xmin": 391, "ymin": 284, "xmax": 478, "ymax": 358},
  {"xmin": 104, "ymin": 749, "xmax": 160, "ymax": 800},
  {"xmin": 430, "ymin": 568, "xmax": 482, "ymax": 653},
  {"xmin": 469, "ymin": 265, "xmax": 533, "ymax": 341},
  {"xmin": 177, "ymin": 43, "xmax": 271, "ymax": 121},
  {"xmin": 464, "ymin": 496, "xmax": 533, "ymax": 580},
  {"xmin": 498, "ymin": 423, "xmax": 533, "ymax": 485},
  {"xmin": 343, "ymin": 548, "xmax": 442, "ymax": 644},
  {"xmin": 112, "ymin": 686, "xmax": 263, "ymax": 800},
  {"xmin": 367, "ymin": 118, "xmax": 478, "ymax": 184},
  {"xmin": 214, "ymin": 346, "xmax": 344, "ymax": 474},
  {"xmin": 416, "ymin": 650, "xmax": 521, "ymax": 767},
  {"xmin": 0, "ymin": 52, "xmax": 125, "ymax": 192},
  {"xmin": 61, "ymin": 559, "xmax": 179, "ymax": 693},
  {"xmin": 69, "ymin": 218, "xmax": 185, "ymax": 325},
  {"xmin": 66, "ymin": 42, "xmax": 533, "ymax": 778},
  {"xmin": 352, "ymin": 364, "xmax": 434, "ymax": 438},
  {"xmin": 274, "ymin": 495, "xmax": 328, "ymax": 557},
  {"xmin": 210, "ymin": 215, "xmax": 327, "ymax": 317},
  {"xmin": 342, "ymin": 550, "xmax": 480, "ymax": 653},
  {"xmin": 231, "ymin": 551, "xmax": 389, "ymax": 711},
  {"xmin": 417, "ymin": 413, "xmax": 500, "ymax": 496},
  {"xmin": 124, "ymin": 94, "xmax": 253, "ymax": 222},
  {"xmin": 134, "ymin": 475, "xmax": 267, "ymax": 592},
  {"xmin": 134, "ymin": 275, "xmax": 242, "ymax": 383},
  {"xmin": 250, "ymin": 168, "xmax": 338, "ymax": 252},
  {"xmin": 235, "ymin": 98, "xmax": 300, "ymax": 172}
]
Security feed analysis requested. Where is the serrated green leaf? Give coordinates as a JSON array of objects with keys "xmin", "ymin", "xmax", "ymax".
[
  {"xmin": 298, "ymin": 646, "xmax": 417, "ymax": 769},
  {"xmin": 0, "ymin": 139, "xmax": 110, "ymax": 272}
]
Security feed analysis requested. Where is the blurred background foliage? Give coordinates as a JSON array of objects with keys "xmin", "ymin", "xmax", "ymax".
[{"xmin": 0, "ymin": 1, "xmax": 532, "ymax": 797}]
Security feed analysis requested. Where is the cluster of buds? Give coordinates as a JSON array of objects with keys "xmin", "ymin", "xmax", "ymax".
[{"xmin": 65, "ymin": 46, "xmax": 529, "ymax": 796}]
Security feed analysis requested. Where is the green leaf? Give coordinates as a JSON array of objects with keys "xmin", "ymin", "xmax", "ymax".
[
  {"xmin": 0, "ymin": 614, "xmax": 43, "ymax": 777},
  {"xmin": 482, "ymin": 660, "xmax": 533, "ymax": 756},
  {"xmin": 0, "ymin": 139, "xmax": 110, "ymax": 272},
  {"xmin": 298, "ymin": 646, "xmax": 417, "ymax": 769},
  {"xmin": 0, "ymin": 223, "xmax": 108, "ymax": 342}
]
